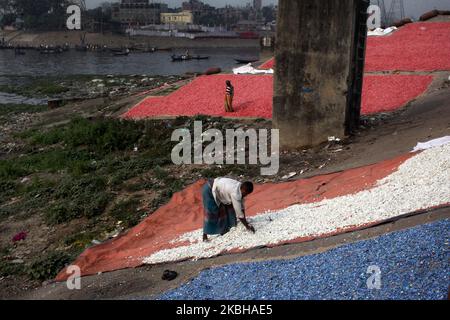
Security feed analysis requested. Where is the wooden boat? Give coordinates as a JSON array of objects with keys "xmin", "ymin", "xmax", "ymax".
[
  {"xmin": 131, "ymin": 47, "xmax": 156, "ymax": 53},
  {"xmin": 110, "ymin": 47, "xmax": 125, "ymax": 53},
  {"xmin": 40, "ymin": 47, "xmax": 63, "ymax": 54},
  {"xmin": 113, "ymin": 49, "xmax": 130, "ymax": 56},
  {"xmin": 235, "ymin": 58, "xmax": 259, "ymax": 64},
  {"xmin": 193, "ymin": 55, "xmax": 210, "ymax": 60},
  {"xmin": 75, "ymin": 45, "xmax": 88, "ymax": 52},
  {"xmin": 171, "ymin": 54, "xmax": 210, "ymax": 62}
]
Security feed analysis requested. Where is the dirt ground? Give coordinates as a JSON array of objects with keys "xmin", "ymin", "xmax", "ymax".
[
  {"xmin": 17, "ymin": 208, "xmax": 450, "ymax": 300},
  {"xmin": 4, "ymin": 73, "xmax": 449, "ymax": 300}
]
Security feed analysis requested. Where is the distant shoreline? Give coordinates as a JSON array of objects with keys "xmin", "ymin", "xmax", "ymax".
[{"xmin": 0, "ymin": 30, "xmax": 261, "ymax": 49}]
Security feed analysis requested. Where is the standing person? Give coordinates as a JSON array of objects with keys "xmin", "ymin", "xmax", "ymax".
[
  {"xmin": 182, "ymin": 49, "xmax": 190, "ymax": 60},
  {"xmin": 224, "ymin": 80, "xmax": 234, "ymax": 112},
  {"xmin": 202, "ymin": 177, "xmax": 255, "ymax": 242}
]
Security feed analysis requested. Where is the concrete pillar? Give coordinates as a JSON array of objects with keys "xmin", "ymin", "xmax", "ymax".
[{"xmin": 273, "ymin": 0, "xmax": 367, "ymax": 149}]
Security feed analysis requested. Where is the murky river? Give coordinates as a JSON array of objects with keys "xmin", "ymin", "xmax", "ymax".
[
  {"xmin": 0, "ymin": 92, "xmax": 47, "ymax": 105},
  {"xmin": 0, "ymin": 47, "xmax": 259, "ymax": 77}
]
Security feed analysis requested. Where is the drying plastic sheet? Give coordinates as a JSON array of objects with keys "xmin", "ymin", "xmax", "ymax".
[
  {"xmin": 368, "ymin": 27, "xmax": 398, "ymax": 36},
  {"xmin": 412, "ymin": 136, "xmax": 450, "ymax": 152},
  {"xmin": 233, "ymin": 63, "xmax": 274, "ymax": 75}
]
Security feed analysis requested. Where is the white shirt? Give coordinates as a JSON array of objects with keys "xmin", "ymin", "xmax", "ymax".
[{"xmin": 212, "ymin": 178, "xmax": 245, "ymax": 219}]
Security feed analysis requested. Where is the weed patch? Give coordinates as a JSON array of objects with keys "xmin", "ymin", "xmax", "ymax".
[{"xmin": 27, "ymin": 251, "xmax": 71, "ymax": 281}]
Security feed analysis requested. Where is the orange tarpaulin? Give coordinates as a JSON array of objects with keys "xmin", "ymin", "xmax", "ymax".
[{"xmin": 56, "ymin": 153, "xmax": 414, "ymax": 281}]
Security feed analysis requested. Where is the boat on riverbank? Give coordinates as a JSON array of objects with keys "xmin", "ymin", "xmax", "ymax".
[
  {"xmin": 113, "ymin": 49, "xmax": 130, "ymax": 56},
  {"xmin": 75, "ymin": 45, "xmax": 88, "ymax": 52},
  {"xmin": 40, "ymin": 47, "xmax": 64, "ymax": 54},
  {"xmin": 235, "ymin": 58, "xmax": 259, "ymax": 64},
  {"xmin": 171, "ymin": 54, "xmax": 210, "ymax": 62}
]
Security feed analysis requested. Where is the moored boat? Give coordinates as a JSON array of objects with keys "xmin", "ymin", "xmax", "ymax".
[
  {"xmin": 113, "ymin": 49, "xmax": 130, "ymax": 56},
  {"xmin": 171, "ymin": 54, "xmax": 210, "ymax": 62},
  {"xmin": 235, "ymin": 58, "xmax": 259, "ymax": 64}
]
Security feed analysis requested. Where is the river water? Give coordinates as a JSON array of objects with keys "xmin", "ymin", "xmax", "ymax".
[
  {"xmin": 0, "ymin": 92, "xmax": 47, "ymax": 105},
  {"xmin": 0, "ymin": 47, "xmax": 259, "ymax": 77}
]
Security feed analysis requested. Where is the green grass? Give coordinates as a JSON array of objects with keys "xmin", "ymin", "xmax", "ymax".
[
  {"xmin": 63, "ymin": 230, "xmax": 105, "ymax": 251},
  {"xmin": 195, "ymin": 164, "xmax": 257, "ymax": 179},
  {"xmin": 0, "ymin": 180, "xmax": 18, "ymax": 203},
  {"xmin": 34, "ymin": 81, "xmax": 69, "ymax": 95},
  {"xmin": 0, "ymin": 178, "xmax": 54, "ymax": 221},
  {"xmin": 0, "ymin": 104, "xmax": 48, "ymax": 117},
  {"xmin": 153, "ymin": 166, "xmax": 169, "ymax": 180},
  {"xmin": 0, "ymin": 247, "xmax": 26, "ymax": 278},
  {"xmin": 27, "ymin": 251, "xmax": 72, "ymax": 281},
  {"xmin": 110, "ymin": 197, "xmax": 144, "ymax": 229},
  {"xmin": 0, "ymin": 259, "xmax": 26, "ymax": 277},
  {"xmin": 0, "ymin": 246, "xmax": 72, "ymax": 281},
  {"xmin": 0, "ymin": 113, "xmax": 268, "ymax": 284},
  {"xmin": 0, "ymin": 117, "xmax": 182, "ymax": 225},
  {"xmin": 0, "ymin": 149, "xmax": 97, "ymax": 180},
  {"xmin": 1, "ymin": 117, "xmax": 159, "ymax": 180},
  {"xmin": 45, "ymin": 175, "xmax": 111, "ymax": 225},
  {"xmin": 26, "ymin": 117, "xmax": 144, "ymax": 153},
  {"xmin": 0, "ymin": 80, "xmax": 68, "ymax": 97},
  {"xmin": 1, "ymin": 116, "xmax": 261, "ymax": 224}
]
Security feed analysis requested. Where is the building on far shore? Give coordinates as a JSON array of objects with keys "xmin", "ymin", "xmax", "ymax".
[
  {"xmin": 253, "ymin": 0, "xmax": 262, "ymax": 11},
  {"xmin": 235, "ymin": 20, "xmax": 258, "ymax": 32},
  {"xmin": 182, "ymin": 0, "xmax": 215, "ymax": 24},
  {"xmin": 112, "ymin": 0, "xmax": 168, "ymax": 26},
  {"xmin": 161, "ymin": 11, "xmax": 194, "ymax": 25}
]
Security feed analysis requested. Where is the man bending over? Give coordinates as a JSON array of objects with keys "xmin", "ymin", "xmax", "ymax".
[{"xmin": 202, "ymin": 177, "xmax": 255, "ymax": 242}]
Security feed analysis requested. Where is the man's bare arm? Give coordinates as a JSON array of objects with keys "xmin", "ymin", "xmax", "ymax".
[{"xmin": 239, "ymin": 211, "xmax": 255, "ymax": 233}]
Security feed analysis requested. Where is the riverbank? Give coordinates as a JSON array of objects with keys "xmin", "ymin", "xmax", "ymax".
[
  {"xmin": 0, "ymin": 82, "xmax": 447, "ymax": 299},
  {"xmin": 0, "ymin": 74, "xmax": 189, "ymax": 103},
  {"xmin": 0, "ymin": 30, "xmax": 260, "ymax": 49},
  {"xmin": 1, "ymin": 71, "xmax": 449, "ymax": 298}
]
